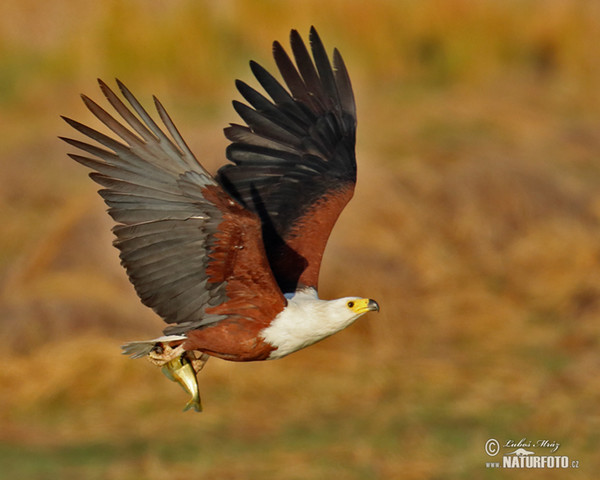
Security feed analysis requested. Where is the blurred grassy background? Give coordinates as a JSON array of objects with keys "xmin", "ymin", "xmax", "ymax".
[{"xmin": 2, "ymin": 0, "xmax": 600, "ymax": 478}]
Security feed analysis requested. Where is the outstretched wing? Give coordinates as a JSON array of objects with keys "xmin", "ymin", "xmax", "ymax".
[
  {"xmin": 62, "ymin": 80, "xmax": 286, "ymax": 335},
  {"xmin": 216, "ymin": 27, "xmax": 357, "ymax": 292}
]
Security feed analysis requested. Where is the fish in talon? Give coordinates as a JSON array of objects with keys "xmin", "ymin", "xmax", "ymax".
[{"xmin": 161, "ymin": 355, "xmax": 203, "ymax": 413}]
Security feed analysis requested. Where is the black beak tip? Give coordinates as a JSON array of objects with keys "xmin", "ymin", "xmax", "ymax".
[{"xmin": 368, "ymin": 299, "xmax": 380, "ymax": 312}]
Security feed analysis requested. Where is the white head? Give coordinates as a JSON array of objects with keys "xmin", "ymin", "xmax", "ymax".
[
  {"xmin": 323, "ymin": 296, "xmax": 380, "ymax": 329},
  {"xmin": 261, "ymin": 290, "xmax": 379, "ymax": 359}
]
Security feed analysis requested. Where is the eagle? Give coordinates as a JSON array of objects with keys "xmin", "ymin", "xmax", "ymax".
[{"xmin": 62, "ymin": 27, "xmax": 379, "ymax": 411}]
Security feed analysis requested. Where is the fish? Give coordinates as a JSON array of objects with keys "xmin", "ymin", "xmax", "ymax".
[{"xmin": 161, "ymin": 355, "xmax": 202, "ymax": 412}]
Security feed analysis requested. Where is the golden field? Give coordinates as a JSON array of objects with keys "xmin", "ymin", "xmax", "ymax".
[{"xmin": 1, "ymin": 1, "xmax": 600, "ymax": 478}]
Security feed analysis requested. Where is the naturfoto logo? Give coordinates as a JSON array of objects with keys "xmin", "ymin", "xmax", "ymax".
[{"xmin": 484, "ymin": 437, "xmax": 580, "ymax": 470}]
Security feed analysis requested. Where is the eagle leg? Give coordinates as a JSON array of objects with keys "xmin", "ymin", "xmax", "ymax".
[{"xmin": 189, "ymin": 351, "xmax": 210, "ymax": 374}]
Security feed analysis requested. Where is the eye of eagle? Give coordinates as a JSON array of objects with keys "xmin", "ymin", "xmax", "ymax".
[{"xmin": 347, "ymin": 301, "xmax": 355, "ymax": 308}]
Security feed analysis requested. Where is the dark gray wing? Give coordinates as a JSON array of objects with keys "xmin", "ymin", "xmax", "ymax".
[
  {"xmin": 216, "ymin": 27, "xmax": 357, "ymax": 292},
  {"xmin": 61, "ymin": 79, "xmax": 230, "ymax": 332}
]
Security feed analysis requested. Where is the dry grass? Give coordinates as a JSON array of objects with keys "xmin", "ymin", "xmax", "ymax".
[{"xmin": 2, "ymin": 0, "xmax": 600, "ymax": 478}]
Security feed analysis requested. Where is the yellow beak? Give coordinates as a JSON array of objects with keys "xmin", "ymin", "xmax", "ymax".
[{"xmin": 352, "ymin": 298, "xmax": 380, "ymax": 315}]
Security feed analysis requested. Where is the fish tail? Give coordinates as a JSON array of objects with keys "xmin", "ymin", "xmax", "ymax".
[{"xmin": 183, "ymin": 397, "xmax": 203, "ymax": 413}]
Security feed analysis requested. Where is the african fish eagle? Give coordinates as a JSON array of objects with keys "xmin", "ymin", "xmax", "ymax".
[{"xmin": 62, "ymin": 27, "xmax": 378, "ymax": 388}]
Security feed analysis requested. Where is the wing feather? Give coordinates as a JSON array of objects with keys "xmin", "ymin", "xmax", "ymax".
[
  {"xmin": 63, "ymin": 80, "xmax": 285, "ymax": 333},
  {"xmin": 217, "ymin": 27, "xmax": 357, "ymax": 291}
]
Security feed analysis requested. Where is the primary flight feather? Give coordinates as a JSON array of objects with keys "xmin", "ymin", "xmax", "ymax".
[{"xmin": 62, "ymin": 27, "xmax": 379, "ymax": 411}]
